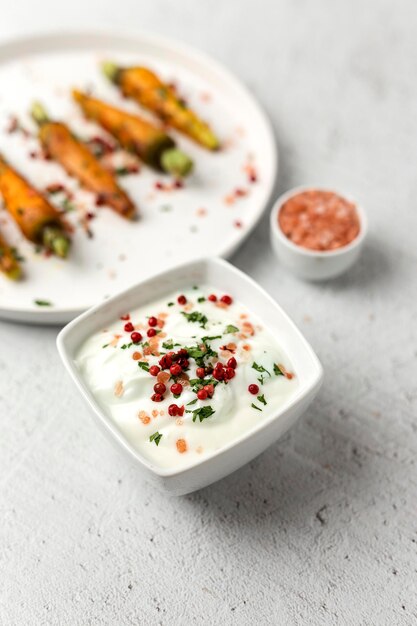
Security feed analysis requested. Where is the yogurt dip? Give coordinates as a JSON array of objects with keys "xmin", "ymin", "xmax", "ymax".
[{"xmin": 76, "ymin": 286, "xmax": 298, "ymax": 470}]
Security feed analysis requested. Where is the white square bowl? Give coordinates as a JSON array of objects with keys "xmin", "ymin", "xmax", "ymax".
[{"xmin": 57, "ymin": 257, "xmax": 323, "ymax": 495}]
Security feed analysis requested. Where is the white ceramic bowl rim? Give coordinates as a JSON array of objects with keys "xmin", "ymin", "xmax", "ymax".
[
  {"xmin": 270, "ymin": 185, "xmax": 368, "ymax": 258},
  {"xmin": 57, "ymin": 256, "xmax": 323, "ymax": 479}
]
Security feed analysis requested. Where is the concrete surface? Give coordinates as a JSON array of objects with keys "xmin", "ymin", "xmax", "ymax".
[{"xmin": 1, "ymin": 1, "xmax": 416, "ymax": 624}]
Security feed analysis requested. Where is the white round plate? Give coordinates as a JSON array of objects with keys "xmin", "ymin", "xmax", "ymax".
[{"xmin": 0, "ymin": 30, "xmax": 277, "ymax": 324}]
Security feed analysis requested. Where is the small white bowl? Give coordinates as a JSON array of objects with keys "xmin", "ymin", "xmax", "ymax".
[
  {"xmin": 57, "ymin": 257, "xmax": 323, "ymax": 496},
  {"xmin": 270, "ymin": 186, "xmax": 368, "ymax": 280}
]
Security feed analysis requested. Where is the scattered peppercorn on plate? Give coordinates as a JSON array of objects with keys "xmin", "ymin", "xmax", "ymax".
[{"xmin": 0, "ymin": 30, "xmax": 277, "ymax": 323}]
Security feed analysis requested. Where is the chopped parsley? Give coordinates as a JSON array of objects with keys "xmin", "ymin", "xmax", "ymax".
[
  {"xmin": 138, "ymin": 361, "xmax": 150, "ymax": 372},
  {"xmin": 187, "ymin": 398, "xmax": 198, "ymax": 406},
  {"xmin": 184, "ymin": 341, "xmax": 217, "ymax": 367},
  {"xmin": 181, "ymin": 310, "xmax": 208, "ymax": 328},
  {"xmin": 274, "ymin": 363, "xmax": 284, "ymax": 376},
  {"xmin": 186, "ymin": 405, "xmax": 215, "ymax": 423},
  {"xmin": 102, "ymin": 343, "xmax": 109, "ymax": 348},
  {"xmin": 201, "ymin": 335, "xmax": 222, "ymax": 342},
  {"xmin": 189, "ymin": 377, "xmax": 217, "ymax": 392},
  {"xmin": 114, "ymin": 166, "xmax": 135, "ymax": 176},
  {"xmin": 252, "ymin": 361, "xmax": 271, "ymax": 384},
  {"xmin": 251, "ymin": 403, "xmax": 262, "ymax": 411},
  {"xmin": 197, "ymin": 296, "xmax": 206, "ymax": 303},
  {"xmin": 120, "ymin": 342, "xmax": 133, "ymax": 350},
  {"xmin": 167, "ymin": 302, "xmax": 174, "ymax": 307},
  {"xmin": 61, "ymin": 197, "xmax": 76, "ymax": 213},
  {"xmin": 149, "ymin": 432, "xmax": 162, "ymax": 446},
  {"xmin": 192, "ymin": 285, "xmax": 199, "ymax": 290},
  {"xmin": 11, "ymin": 247, "xmax": 24, "ymax": 262},
  {"xmin": 257, "ymin": 394, "xmax": 267, "ymax": 406},
  {"xmin": 162, "ymin": 340, "xmax": 180, "ymax": 350},
  {"xmin": 224, "ymin": 324, "xmax": 239, "ymax": 334},
  {"xmin": 34, "ymin": 299, "xmax": 52, "ymax": 307}
]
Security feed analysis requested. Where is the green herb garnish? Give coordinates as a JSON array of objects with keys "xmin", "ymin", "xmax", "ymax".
[
  {"xmin": 138, "ymin": 361, "xmax": 150, "ymax": 372},
  {"xmin": 274, "ymin": 363, "xmax": 284, "ymax": 376},
  {"xmin": 252, "ymin": 362, "xmax": 270, "ymax": 375},
  {"xmin": 181, "ymin": 311, "xmax": 208, "ymax": 328},
  {"xmin": 102, "ymin": 343, "xmax": 109, "ymax": 348},
  {"xmin": 187, "ymin": 398, "xmax": 198, "ymax": 406},
  {"xmin": 186, "ymin": 405, "xmax": 215, "ymax": 423},
  {"xmin": 257, "ymin": 394, "xmax": 267, "ymax": 406},
  {"xmin": 62, "ymin": 197, "xmax": 76, "ymax": 213},
  {"xmin": 251, "ymin": 403, "xmax": 262, "ymax": 411},
  {"xmin": 34, "ymin": 299, "xmax": 52, "ymax": 307},
  {"xmin": 224, "ymin": 324, "xmax": 239, "ymax": 334},
  {"xmin": 114, "ymin": 166, "xmax": 135, "ymax": 176},
  {"xmin": 197, "ymin": 296, "xmax": 206, "ymax": 303},
  {"xmin": 252, "ymin": 362, "xmax": 271, "ymax": 384},
  {"xmin": 11, "ymin": 247, "xmax": 24, "ymax": 262},
  {"xmin": 167, "ymin": 302, "xmax": 174, "ymax": 307},
  {"xmin": 201, "ymin": 335, "xmax": 222, "ymax": 342},
  {"xmin": 150, "ymin": 432, "xmax": 162, "ymax": 446},
  {"xmin": 120, "ymin": 342, "xmax": 133, "ymax": 350},
  {"xmin": 189, "ymin": 377, "xmax": 218, "ymax": 392}
]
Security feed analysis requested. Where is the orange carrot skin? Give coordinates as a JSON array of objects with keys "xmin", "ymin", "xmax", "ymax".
[
  {"xmin": 73, "ymin": 90, "xmax": 174, "ymax": 169},
  {"xmin": 113, "ymin": 67, "xmax": 220, "ymax": 150},
  {"xmin": 38, "ymin": 122, "xmax": 136, "ymax": 219},
  {"xmin": 0, "ymin": 155, "xmax": 66, "ymax": 243}
]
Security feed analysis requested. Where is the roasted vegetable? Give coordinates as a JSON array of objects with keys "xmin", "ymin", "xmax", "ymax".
[
  {"xmin": 31, "ymin": 103, "xmax": 136, "ymax": 220},
  {"xmin": 0, "ymin": 155, "xmax": 70, "ymax": 258},
  {"xmin": 0, "ymin": 232, "xmax": 22, "ymax": 280},
  {"xmin": 102, "ymin": 62, "xmax": 220, "ymax": 151},
  {"xmin": 72, "ymin": 90, "xmax": 193, "ymax": 177}
]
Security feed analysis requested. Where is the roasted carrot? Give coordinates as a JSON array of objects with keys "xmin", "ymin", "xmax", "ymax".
[
  {"xmin": 0, "ymin": 155, "xmax": 70, "ymax": 258},
  {"xmin": 0, "ymin": 231, "xmax": 22, "ymax": 280},
  {"xmin": 72, "ymin": 90, "xmax": 193, "ymax": 177},
  {"xmin": 31, "ymin": 103, "xmax": 136, "ymax": 220},
  {"xmin": 102, "ymin": 62, "xmax": 220, "ymax": 151}
]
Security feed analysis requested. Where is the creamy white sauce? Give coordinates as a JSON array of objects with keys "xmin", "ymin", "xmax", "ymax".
[{"xmin": 76, "ymin": 286, "xmax": 298, "ymax": 470}]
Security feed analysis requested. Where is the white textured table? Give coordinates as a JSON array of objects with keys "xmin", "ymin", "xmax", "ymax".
[{"xmin": 1, "ymin": 2, "xmax": 416, "ymax": 624}]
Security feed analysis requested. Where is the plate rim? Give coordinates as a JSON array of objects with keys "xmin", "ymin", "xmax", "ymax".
[{"xmin": 0, "ymin": 27, "xmax": 278, "ymax": 324}]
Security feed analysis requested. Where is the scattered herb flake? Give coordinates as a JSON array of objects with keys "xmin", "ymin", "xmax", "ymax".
[
  {"xmin": 186, "ymin": 405, "xmax": 215, "ymax": 423},
  {"xmin": 11, "ymin": 248, "xmax": 24, "ymax": 262},
  {"xmin": 251, "ymin": 403, "xmax": 262, "ymax": 411},
  {"xmin": 181, "ymin": 311, "xmax": 208, "ymax": 328},
  {"xmin": 61, "ymin": 197, "xmax": 76, "ymax": 213},
  {"xmin": 34, "ymin": 299, "xmax": 52, "ymax": 307},
  {"xmin": 167, "ymin": 302, "xmax": 174, "ymax": 307},
  {"xmin": 120, "ymin": 342, "xmax": 133, "ymax": 350},
  {"xmin": 252, "ymin": 362, "xmax": 271, "ymax": 376},
  {"xmin": 257, "ymin": 394, "xmax": 267, "ymax": 406},
  {"xmin": 201, "ymin": 335, "xmax": 221, "ymax": 342},
  {"xmin": 224, "ymin": 324, "xmax": 239, "ymax": 334},
  {"xmin": 197, "ymin": 296, "xmax": 206, "ymax": 303},
  {"xmin": 138, "ymin": 361, "xmax": 150, "ymax": 372},
  {"xmin": 102, "ymin": 343, "xmax": 109, "ymax": 348},
  {"xmin": 149, "ymin": 432, "xmax": 162, "ymax": 446},
  {"xmin": 187, "ymin": 398, "xmax": 198, "ymax": 406},
  {"xmin": 274, "ymin": 363, "xmax": 284, "ymax": 376}
]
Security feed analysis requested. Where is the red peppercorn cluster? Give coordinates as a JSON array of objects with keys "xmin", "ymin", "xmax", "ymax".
[
  {"xmin": 206, "ymin": 293, "xmax": 233, "ymax": 305},
  {"xmin": 212, "ymin": 358, "xmax": 237, "ymax": 381},
  {"xmin": 168, "ymin": 404, "xmax": 185, "ymax": 417}
]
